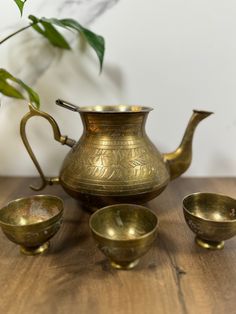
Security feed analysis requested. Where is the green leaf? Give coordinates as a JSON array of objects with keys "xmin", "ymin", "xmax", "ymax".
[
  {"xmin": 58, "ymin": 18, "xmax": 105, "ymax": 72},
  {"xmin": 0, "ymin": 80, "xmax": 24, "ymax": 99},
  {"xmin": 0, "ymin": 69, "xmax": 40, "ymax": 108},
  {"xmin": 14, "ymin": 0, "xmax": 27, "ymax": 16},
  {"xmin": 30, "ymin": 16, "xmax": 105, "ymax": 71},
  {"xmin": 29, "ymin": 15, "xmax": 70, "ymax": 50}
]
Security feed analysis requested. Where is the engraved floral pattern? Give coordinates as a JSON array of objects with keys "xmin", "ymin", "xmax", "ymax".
[{"xmin": 187, "ymin": 219, "xmax": 203, "ymax": 235}]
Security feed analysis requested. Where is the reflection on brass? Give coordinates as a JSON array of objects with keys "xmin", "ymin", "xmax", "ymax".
[
  {"xmin": 0, "ymin": 195, "xmax": 63, "ymax": 255},
  {"xmin": 89, "ymin": 204, "xmax": 158, "ymax": 269},
  {"xmin": 20, "ymin": 102, "xmax": 212, "ymax": 208},
  {"xmin": 183, "ymin": 192, "xmax": 236, "ymax": 250}
]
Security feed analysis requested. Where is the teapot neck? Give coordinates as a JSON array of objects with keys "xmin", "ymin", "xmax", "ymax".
[{"xmin": 80, "ymin": 112, "xmax": 149, "ymax": 135}]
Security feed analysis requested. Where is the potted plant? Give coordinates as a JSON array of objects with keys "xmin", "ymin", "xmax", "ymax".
[{"xmin": 0, "ymin": 0, "xmax": 105, "ymax": 109}]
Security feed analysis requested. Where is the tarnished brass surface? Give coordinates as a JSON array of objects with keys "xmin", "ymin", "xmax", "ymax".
[
  {"xmin": 163, "ymin": 110, "xmax": 213, "ymax": 180},
  {"xmin": 0, "ymin": 195, "xmax": 63, "ymax": 255},
  {"xmin": 20, "ymin": 102, "xmax": 212, "ymax": 208},
  {"xmin": 20, "ymin": 105, "xmax": 76, "ymax": 191},
  {"xmin": 183, "ymin": 192, "xmax": 236, "ymax": 250},
  {"xmin": 89, "ymin": 204, "xmax": 158, "ymax": 269}
]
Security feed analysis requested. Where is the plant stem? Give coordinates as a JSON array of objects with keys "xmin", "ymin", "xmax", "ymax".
[{"xmin": 0, "ymin": 23, "xmax": 36, "ymax": 45}]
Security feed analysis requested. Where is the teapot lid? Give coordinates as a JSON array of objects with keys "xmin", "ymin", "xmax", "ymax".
[
  {"xmin": 56, "ymin": 100, "xmax": 153, "ymax": 113},
  {"xmin": 78, "ymin": 105, "xmax": 153, "ymax": 113}
]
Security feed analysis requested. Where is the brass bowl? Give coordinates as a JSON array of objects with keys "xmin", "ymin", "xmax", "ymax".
[
  {"xmin": 183, "ymin": 192, "xmax": 236, "ymax": 250},
  {"xmin": 89, "ymin": 204, "xmax": 158, "ymax": 270},
  {"xmin": 0, "ymin": 195, "xmax": 64, "ymax": 255}
]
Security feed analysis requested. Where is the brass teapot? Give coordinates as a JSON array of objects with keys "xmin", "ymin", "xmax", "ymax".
[{"xmin": 20, "ymin": 101, "xmax": 212, "ymax": 209}]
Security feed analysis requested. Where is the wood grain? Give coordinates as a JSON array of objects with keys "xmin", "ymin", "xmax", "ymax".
[{"xmin": 0, "ymin": 177, "xmax": 236, "ymax": 314}]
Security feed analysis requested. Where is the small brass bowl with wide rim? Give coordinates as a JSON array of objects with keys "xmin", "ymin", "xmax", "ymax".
[
  {"xmin": 89, "ymin": 204, "xmax": 158, "ymax": 270},
  {"xmin": 0, "ymin": 195, "xmax": 64, "ymax": 255},
  {"xmin": 183, "ymin": 192, "xmax": 236, "ymax": 250}
]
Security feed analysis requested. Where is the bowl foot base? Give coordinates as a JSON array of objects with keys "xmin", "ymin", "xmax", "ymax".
[
  {"xmin": 110, "ymin": 259, "xmax": 140, "ymax": 270},
  {"xmin": 20, "ymin": 242, "xmax": 50, "ymax": 255},
  {"xmin": 195, "ymin": 237, "xmax": 224, "ymax": 250}
]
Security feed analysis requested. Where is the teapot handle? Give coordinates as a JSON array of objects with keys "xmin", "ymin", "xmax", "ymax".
[{"xmin": 20, "ymin": 103, "xmax": 76, "ymax": 191}]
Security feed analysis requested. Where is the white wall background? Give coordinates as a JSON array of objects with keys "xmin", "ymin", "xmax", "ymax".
[{"xmin": 0, "ymin": 0, "xmax": 235, "ymax": 177}]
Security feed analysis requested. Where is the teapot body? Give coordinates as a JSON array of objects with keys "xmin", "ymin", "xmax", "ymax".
[
  {"xmin": 59, "ymin": 108, "xmax": 170, "ymax": 207},
  {"xmin": 20, "ymin": 103, "xmax": 212, "ymax": 210}
]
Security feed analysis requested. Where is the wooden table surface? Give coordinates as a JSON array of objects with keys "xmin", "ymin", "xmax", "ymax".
[{"xmin": 0, "ymin": 177, "xmax": 236, "ymax": 314}]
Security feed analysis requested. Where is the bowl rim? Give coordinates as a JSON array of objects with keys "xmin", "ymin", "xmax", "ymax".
[
  {"xmin": 89, "ymin": 203, "xmax": 159, "ymax": 242},
  {"xmin": 182, "ymin": 192, "xmax": 236, "ymax": 223},
  {"xmin": 0, "ymin": 194, "xmax": 64, "ymax": 228}
]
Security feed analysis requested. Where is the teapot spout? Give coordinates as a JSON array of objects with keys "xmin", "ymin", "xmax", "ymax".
[{"xmin": 163, "ymin": 110, "xmax": 213, "ymax": 180}]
